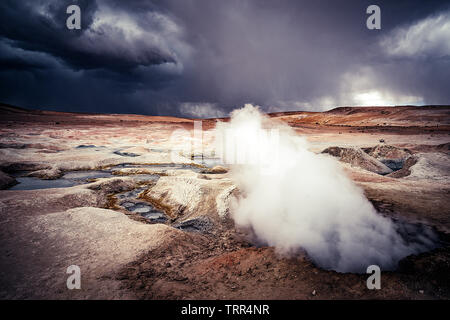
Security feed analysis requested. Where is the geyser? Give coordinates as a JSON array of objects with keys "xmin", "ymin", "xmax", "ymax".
[{"xmin": 215, "ymin": 104, "xmax": 436, "ymax": 273}]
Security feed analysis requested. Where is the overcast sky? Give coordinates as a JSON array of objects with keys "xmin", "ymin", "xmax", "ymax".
[{"xmin": 0, "ymin": 0, "xmax": 449, "ymax": 117}]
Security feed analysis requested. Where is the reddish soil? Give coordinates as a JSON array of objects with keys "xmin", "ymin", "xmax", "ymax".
[{"xmin": 1, "ymin": 102, "xmax": 449, "ymax": 300}]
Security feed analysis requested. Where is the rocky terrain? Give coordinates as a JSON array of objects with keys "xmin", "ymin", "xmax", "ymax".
[{"xmin": 0, "ymin": 103, "xmax": 449, "ymax": 299}]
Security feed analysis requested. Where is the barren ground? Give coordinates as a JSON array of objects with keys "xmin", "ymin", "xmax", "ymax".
[{"xmin": 0, "ymin": 103, "xmax": 449, "ymax": 299}]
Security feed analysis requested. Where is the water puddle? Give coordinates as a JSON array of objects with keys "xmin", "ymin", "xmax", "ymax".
[
  {"xmin": 76, "ymin": 144, "xmax": 98, "ymax": 149},
  {"xmin": 7, "ymin": 162, "xmax": 208, "ymax": 191},
  {"xmin": 192, "ymin": 156, "xmax": 223, "ymax": 168},
  {"xmin": 9, "ymin": 170, "xmax": 113, "ymax": 190},
  {"xmin": 114, "ymin": 186, "xmax": 213, "ymax": 232},
  {"xmin": 8, "ymin": 169, "xmax": 159, "ymax": 190},
  {"xmin": 381, "ymin": 159, "xmax": 405, "ymax": 171},
  {"xmin": 62, "ymin": 171, "xmax": 112, "ymax": 180},
  {"xmin": 111, "ymin": 163, "xmax": 205, "ymax": 172},
  {"xmin": 116, "ymin": 187, "xmax": 148, "ymax": 200},
  {"xmin": 9, "ymin": 177, "xmax": 77, "ymax": 190},
  {"xmin": 124, "ymin": 201, "xmax": 167, "ymax": 222},
  {"xmin": 75, "ymin": 145, "xmax": 105, "ymax": 152},
  {"xmin": 116, "ymin": 187, "xmax": 168, "ymax": 223},
  {"xmin": 113, "ymin": 151, "xmax": 140, "ymax": 157}
]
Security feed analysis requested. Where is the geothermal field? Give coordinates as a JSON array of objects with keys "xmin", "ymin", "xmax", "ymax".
[{"xmin": 0, "ymin": 102, "xmax": 449, "ymax": 299}]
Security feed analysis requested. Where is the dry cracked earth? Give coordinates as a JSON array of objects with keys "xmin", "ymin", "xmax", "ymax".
[{"xmin": 0, "ymin": 103, "xmax": 449, "ymax": 300}]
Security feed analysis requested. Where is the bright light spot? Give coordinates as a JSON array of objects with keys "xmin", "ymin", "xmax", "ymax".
[{"xmin": 353, "ymin": 91, "xmax": 424, "ymax": 106}]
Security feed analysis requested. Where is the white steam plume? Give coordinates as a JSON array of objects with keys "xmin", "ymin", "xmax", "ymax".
[{"xmin": 215, "ymin": 104, "xmax": 428, "ymax": 273}]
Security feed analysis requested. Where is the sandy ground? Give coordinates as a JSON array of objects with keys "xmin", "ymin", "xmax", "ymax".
[{"xmin": 0, "ymin": 103, "xmax": 449, "ymax": 299}]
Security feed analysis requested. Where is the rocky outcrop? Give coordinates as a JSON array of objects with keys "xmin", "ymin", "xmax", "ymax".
[
  {"xmin": 200, "ymin": 165, "xmax": 229, "ymax": 174},
  {"xmin": 0, "ymin": 170, "xmax": 17, "ymax": 189},
  {"xmin": 386, "ymin": 156, "xmax": 418, "ymax": 178},
  {"xmin": 0, "ymin": 162, "xmax": 50, "ymax": 173},
  {"xmin": 403, "ymin": 152, "xmax": 450, "ymax": 181},
  {"xmin": 27, "ymin": 167, "xmax": 62, "ymax": 179},
  {"xmin": 363, "ymin": 145, "xmax": 412, "ymax": 171},
  {"xmin": 141, "ymin": 170, "xmax": 235, "ymax": 222},
  {"xmin": 322, "ymin": 146, "xmax": 393, "ymax": 175},
  {"xmin": 410, "ymin": 142, "xmax": 450, "ymax": 155}
]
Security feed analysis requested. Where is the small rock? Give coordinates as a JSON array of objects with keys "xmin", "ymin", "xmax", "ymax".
[
  {"xmin": 200, "ymin": 165, "xmax": 228, "ymax": 174},
  {"xmin": 27, "ymin": 167, "xmax": 62, "ymax": 179},
  {"xmin": 0, "ymin": 170, "xmax": 17, "ymax": 189},
  {"xmin": 312, "ymin": 290, "xmax": 316, "ymax": 296},
  {"xmin": 419, "ymin": 290, "xmax": 424, "ymax": 294}
]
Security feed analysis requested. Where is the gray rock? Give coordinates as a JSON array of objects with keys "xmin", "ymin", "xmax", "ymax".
[{"xmin": 0, "ymin": 170, "xmax": 17, "ymax": 189}]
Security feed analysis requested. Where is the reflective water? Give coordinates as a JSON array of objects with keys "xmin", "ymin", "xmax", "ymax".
[
  {"xmin": 9, "ymin": 170, "xmax": 112, "ymax": 190},
  {"xmin": 8, "ymin": 160, "xmax": 219, "ymax": 191},
  {"xmin": 10, "ymin": 177, "xmax": 77, "ymax": 190},
  {"xmin": 116, "ymin": 187, "xmax": 168, "ymax": 223},
  {"xmin": 9, "ymin": 169, "xmax": 158, "ymax": 190}
]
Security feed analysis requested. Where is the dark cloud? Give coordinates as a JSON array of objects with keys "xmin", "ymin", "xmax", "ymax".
[
  {"xmin": 0, "ymin": 0, "xmax": 176, "ymax": 70},
  {"xmin": 0, "ymin": 0, "xmax": 449, "ymax": 116}
]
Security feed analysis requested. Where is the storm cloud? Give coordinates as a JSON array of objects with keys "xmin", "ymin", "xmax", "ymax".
[{"xmin": 0, "ymin": 0, "xmax": 449, "ymax": 116}]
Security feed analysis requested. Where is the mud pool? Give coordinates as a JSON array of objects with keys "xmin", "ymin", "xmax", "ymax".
[
  {"xmin": 9, "ymin": 170, "xmax": 113, "ymax": 190},
  {"xmin": 115, "ymin": 187, "xmax": 167, "ymax": 223},
  {"xmin": 192, "ymin": 155, "xmax": 223, "ymax": 168},
  {"xmin": 110, "ymin": 163, "xmax": 206, "ymax": 172},
  {"xmin": 7, "ymin": 163, "xmax": 194, "ymax": 191}
]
